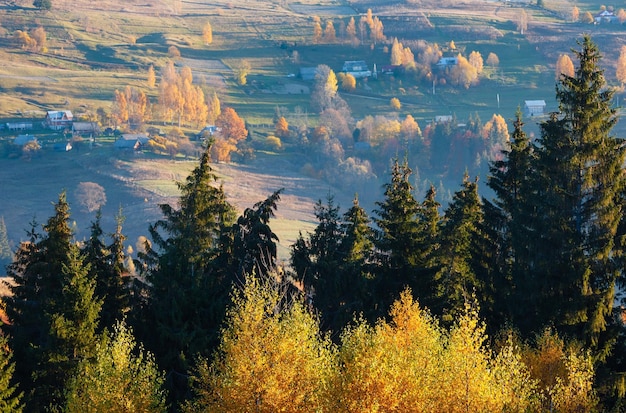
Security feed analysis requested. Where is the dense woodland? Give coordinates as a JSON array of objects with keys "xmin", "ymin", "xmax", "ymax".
[{"xmin": 2, "ymin": 35, "xmax": 626, "ymax": 412}]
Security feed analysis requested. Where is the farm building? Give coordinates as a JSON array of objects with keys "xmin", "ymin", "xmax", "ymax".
[
  {"xmin": 13, "ymin": 134, "xmax": 37, "ymax": 146},
  {"xmin": 114, "ymin": 133, "xmax": 150, "ymax": 151},
  {"xmin": 342, "ymin": 61, "xmax": 371, "ymax": 78},
  {"xmin": 595, "ymin": 10, "xmax": 618, "ymax": 24},
  {"xmin": 72, "ymin": 122, "xmax": 101, "ymax": 136},
  {"xmin": 6, "ymin": 122, "xmax": 33, "ymax": 131},
  {"xmin": 524, "ymin": 100, "xmax": 546, "ymax": 116},
  {"xmin": 437, "ymin": 57, "xmax": 458, "ymax": 67},
  {"xmin": 45, "ymin": 110, "xmax": 73, "ymax": 130}
]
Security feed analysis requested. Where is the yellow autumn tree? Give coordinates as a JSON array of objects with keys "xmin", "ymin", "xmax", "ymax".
[
  {"xmin": 184, "ymin": 274, "xmax": 336, "ymax": 413},
  {"xmin": 346, "ymin": 16, "xmax": 358, "ymax": 45},
  {"xmin": 274, "ymin": 116, "xmax": 289, "ymax": 138},
  {"xmin": 340, "ymin": 72, "xmax": 356, "ymax": 92},
  {"xmin": 202, "ymin": 21, "xmax": 213, "ymax": 44},
  {"xmin": 571, "ymin": 5, "xmax": 580, "ymax": 22},
  {"xmin": 468, "ymin": 50, "xmax": 484, "ymax": 74},
  {"xmin": 450, "ymin": 54, "xmax": 478, "ymax": 88},
  {"xmin": 555, "ymin": 53, "xmax": 575, "ymax": 80},
  {"xmin": 437, "ymin": 304, "xmax": 501, "ymax": 412},
  {"xmin": 486, "ymin": 52, "xmax": 500, "ymax": 67},
  {"xmin": 312, "ymin": 16, "xmax": 322, "ymax": 44},
  {"xmin": 390, "ymin": 97, "xmax": 401, "ymax": 110},
  {"xmin": 323, "ymin": 20, "xmax": 336, "ymax": 43},
  {"xmin": 482, "ymin": 113, "xmax": 509, "ymax": 144},
  {"xmin": 391, "ymin": 38, "xmax": 403, "ymax": 65},
  {"xmin": 207, "ymin": 91, "xmax": 221, "ymax": 124},
  {"xmin": 400, "ymin": 114, "xmax": 421, "ymax": 141},
  {"xmin": 522, "ymin": 328, "xmax": 598, "ymax": 412},
  {"xmin": 147, "ymin": 64, "xmax": 156, "ymax": 88},
  {"xmin": 334, "ymin": 290, "xmax": 442, "ymax": 412}
]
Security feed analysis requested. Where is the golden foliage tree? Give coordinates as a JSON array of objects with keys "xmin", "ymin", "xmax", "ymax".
[
  {"xmin": 571, "ymin": 5, "xmax": 580, "ymax": 21},
  {"xmin": 312, "ymin": 16, "xmax": 322, "ymax": 44},
  {"xmin": 582, "ymin": 11, "xmax": 594, "ymax": 23},
  {"xmin": 517, "ymin": 9, "xmax": 528, "ymax": 34},
  {"xmin": 212, "ymin": 107, "xmax": 248, "ymax": 162},
  {"xmin": 555, "ymin": 53, "xmax": 575, "ymax": 80},
  {"xmin": 468, "ymin": 50, "xmax": 484, "ymax": 74},
  {"xmin": 340, "ymin": 72, "xmax": 356, "ymax": 92},
  {"xmin": 235, "ymin": 60, "xmax": 251, "ymax": 86},
  {"xmin": 482, "ymin": 113, "xmax": 509, "ymax": 144},
  {"xmin": 323, "ymin": 20, "xmax": 336, "ymax": 43},
  {"xmin": 202, "ymin": 21, "xmax": 213, "ymax": 44},
  {"xmin": 168, "ymin": 45, "xmax": 181, "ymax": 59},
  {"xmin": 335, "ymin": 290, "xmax": 442, "ymax": 412},
  {"xmin": 391, "ymin": 38, "xmax": 403, "ymax": 65},
  {"xmin": 400, "ymin": 114, "xmax": 421, "ymax": 141},
  {"xmin": 390, "ymin": 97, "xmax": 401, "ymax": 110},
  {"xmin": 184, "ymin": 275, "xmax": 336, "ymax": 413},
  {"xmin": 30, "ymin": 27, "xmax": 47, "ymax": 52},
  {"xmin": 147, "ymin": 64, "xmax": 156, "ymax": 88},
  {"xmin": 113, "ymin": 86, "xmax": 150, "ymax": 129},
  {"xmin": 486, "ymin": 52, "xmax": 499, "ymax": 67},
  {"xmin": 274, "ymin": 116, "xmax": 289, "ymax": 138},
  {"xmin": 64, "ymin": 322, "xmax": 167, "ymax": 413},
  {"xmin": 618, "ymin": 8, "xmax": 626, "ymax": 23},
  {"xmin": 345, "ymin": 16, "xmax": 358, "ymax": 45},
  {"xmin": 450, "ymin": 54, "xmax": 478, "ymax": 88},
  {"xmin": 208, "ymin": 91, "xmax": 221, "ymax": 124},
  {"xmin": 157, "ymin": 63, "xmax": 209, "ymax": 127}
]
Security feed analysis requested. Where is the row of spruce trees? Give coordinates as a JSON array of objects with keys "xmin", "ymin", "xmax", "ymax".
[{"xmin": 2, "ymin": 35, "xmax": 626, "ymax": 411}]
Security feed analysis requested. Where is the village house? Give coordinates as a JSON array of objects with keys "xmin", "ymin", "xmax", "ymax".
[
  {"xmin": 72, "ymin": 121, "xmax": 101, "ymax": 137},
  {"xmin": 595, "ymin": 10, "xmax": 618, "ymax": 24},
  {"xmin": 524, "ymin": 100, "xmax": 546, "ymax": 116},
  {"xmin": 6, "ymin": 122, "xmax": 33, "ymax": 132},
  {"xmin": 437, "ymin": 57, "xmax": 458, "ymax": 67},
  {"xmin": 45, "ymin": 110, "xmax": 73, "ymax": 131},
  {"xmin": 342, "ymin": 60, "xmax": 371, "ymax": 78},
  {"xmin": 114, "ymin": 133, "xmax": 150, "ymax": 151}
]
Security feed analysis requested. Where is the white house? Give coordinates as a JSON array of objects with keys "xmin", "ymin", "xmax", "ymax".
[
  {"xmin": 524, "ymin": 100, "xmax": 546, "ymax": 116},
  {"xmin": 342, "ymin": 61, "xmax": 372, "ymax": 78}
]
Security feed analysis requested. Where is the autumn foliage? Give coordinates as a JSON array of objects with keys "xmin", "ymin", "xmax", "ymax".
[{"xmin": 186, "ymin": 281, "xmax": 597, "ymax": 413}]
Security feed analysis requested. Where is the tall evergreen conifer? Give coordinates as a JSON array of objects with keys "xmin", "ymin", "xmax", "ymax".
[
  {"xmin": 372, "ymin": 158, "xmax": 421, "ymax": 312},
  {"xmin": 141, "ymin": 146, "xmax": 236, "ymax": 401},
  {"xmin": 530, "ymin": 36, "xmax": 625, "ymax": 360},
  {"xmin": 434, "ymin": 174, "xmax": 483, "ymax": 322}
]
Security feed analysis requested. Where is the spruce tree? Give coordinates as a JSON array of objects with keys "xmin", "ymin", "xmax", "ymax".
[
  {"xmin": 292, "ymin": 194, "xmax": 351, "ymax": 332},
  {"xmin": 434, "ymin": 173, "xmax": 483, "ymax": 322},
  {"xmin": 3, "ymin": 192, "xmax": 102, "ymax": 411},
  {"xmin": 483, "ymin": 109, "xmax": 536, "ymax": 329},
  {"xmin": 413, "ymin": 184, "xmax": 441, "ymax": 310},
  {"xmin": 337, "ymin": 194, "xmax": 375, "ymax": 326},
  {"xmin": 82, "ymin": 209, "xmax": 128, "ymax": 331},
  {"xmin": 141, "ymin": 146, "xmax": 237, "ymax": 401},
  {"xmin": 530, "ymin": 35, "xmax": 625, "ymax": 360},
  {"xmin": 0, "ymin": 333, "xmax": 22, "ymax": 413},
  {"xmin": 229, "ymin": 189, "xmax": 283, "ymax": 279},
  {"xmin": 40, "ymin": 245, "xmax": 101, "ymax": 409},
  {"xmin": 372, "ymin": 158, "xmax": 421, "ymax": 312}
]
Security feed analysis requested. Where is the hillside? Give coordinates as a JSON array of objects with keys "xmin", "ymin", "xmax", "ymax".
[{"xmin": 2, "ymin": 0, "xmax": 626, "ymax": 261}]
